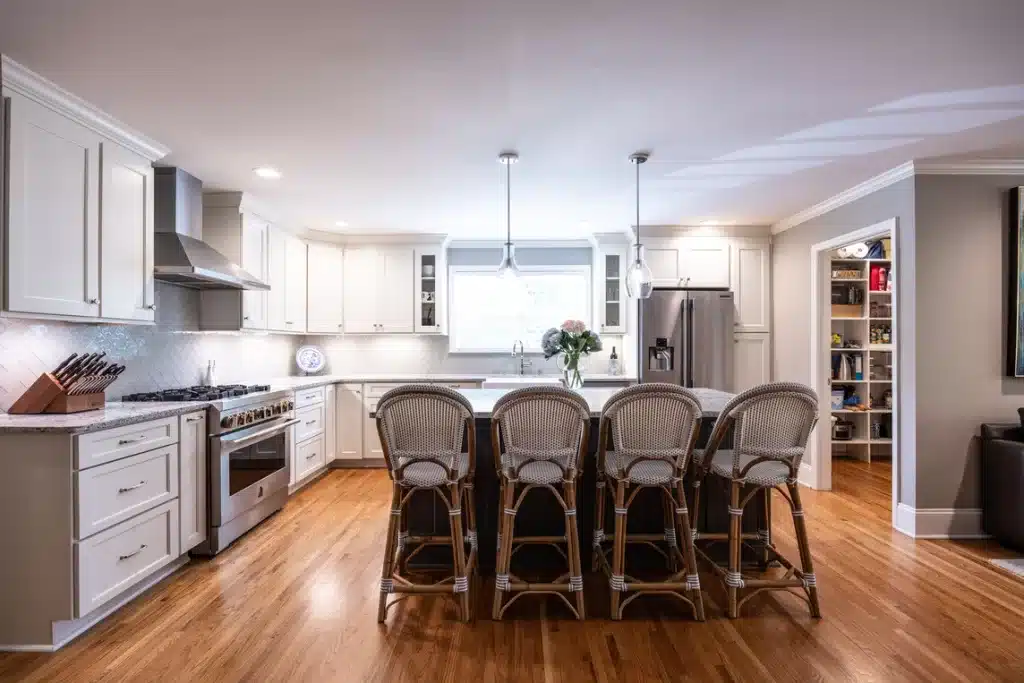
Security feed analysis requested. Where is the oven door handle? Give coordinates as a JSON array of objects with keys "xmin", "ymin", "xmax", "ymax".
[{"xmin": 220, "ymin": 418, "xmax": 300, "ymax": 450}]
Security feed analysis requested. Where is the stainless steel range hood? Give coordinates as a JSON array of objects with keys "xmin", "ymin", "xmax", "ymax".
[{"xmin": 153, "ymin": 168, "xmax": 270, "ymax": 290}]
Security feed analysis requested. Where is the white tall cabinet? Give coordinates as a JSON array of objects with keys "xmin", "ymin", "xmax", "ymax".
[{"xmin": 2, "ymin": 61, "xmax": 166, "ymax": 324}]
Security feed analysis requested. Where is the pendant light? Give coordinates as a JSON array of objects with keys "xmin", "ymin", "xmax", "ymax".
[
  {"xmin": 497, "ymin": 151, "xmax": 520, "ymax": 279},
  {"xmin": 626, "ymin": 152, "xmax": 653, "ymax": 299}
]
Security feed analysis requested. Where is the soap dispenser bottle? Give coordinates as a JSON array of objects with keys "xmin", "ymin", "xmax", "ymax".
[{"xmin": 608, "ymin": 346, "xmax": 620, "ymax": 376}]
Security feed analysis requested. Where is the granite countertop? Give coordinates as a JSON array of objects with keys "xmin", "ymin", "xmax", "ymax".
[
  {"xmin": 0, "ymin": 401, "xmax": 212, "ymax": 434},
  {"xmin": 266, "ymin": 373, "xmax": 637, "ymax": 392},
  {"xmin": 455, "ymin": 387, "xmax": 734, "ymax": 418}
]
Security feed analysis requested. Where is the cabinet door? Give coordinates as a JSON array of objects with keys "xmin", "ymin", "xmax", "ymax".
[
  {"xmin": 324, "ymin": 384, "xmax": 337, "ymax": 464},
  {"xmin": 644, "ymin": 239, "xmax": 684, "ymax": 288},
  {"xmin": 730, "ymin": 239, "xmax": 770, "ymax": 333},
  {"xmin": 414, "ymin": 247, "xmax": 443, "ymax": 334},
  {"xmin": 99, "ymin": 141, "xmax": 154, "ymax": 322},
  {"xmin": 6, "ymin": 90, "xmax": 101, "ymax": 317},
  {"xmin": 266, "ymin": 226, "xmax": 289, "ymax": 331},
  {"xmin": 598, "ymin": 246, "xmax": 628, "ymax": 334},
  {"xmin": 240, "ymin": 215, "xmax": 268, "ymax": 330},
  {"xmin": 178, "ymin": 411, "xmax": 207, "ymax": 552},
  {"xmin": 284, "ymin": 235, "xmax": 307, "ymax": 332},
  {"xmin": 336, "ymin": 383, "xmax": 363, "ymax": 460},
  {"xmin": 375, "ymin": 247, "xmax": 415, "ymax": 333},
  {"xmin": 733, "ymin": 333, "xmax": 771, "ymax": 393},
  {"xmin": 680, "ymin": 238, "xmax": 730, "ymax": 288},
  {"xmin": 307, "ymin": 242, "xmax": 345, "ymax": 333},
  {"xmin": 342, "ymin": 247, "xmax": 378, "ymax": 333}
]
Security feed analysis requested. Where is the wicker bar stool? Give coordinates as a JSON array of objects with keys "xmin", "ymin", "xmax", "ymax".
[
  {"xmin": 375, "ymin": 384, "xmax": 477, "ymax": 623},
  {"xmin": 491, "ymin": 386, "xmax": 590, "ymax": 620},
  {"xmin": 593, "ymin": 383, "xmax": 706, "ymax": 621},
  {"xmin": 690, "ymin": 382, "xmax": 821, "ymax": 619}
]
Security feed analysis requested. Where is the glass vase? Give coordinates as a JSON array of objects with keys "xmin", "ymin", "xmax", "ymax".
[{"xmin": 558, "ymin": 353, "xmax": 586, "ymax": 389}]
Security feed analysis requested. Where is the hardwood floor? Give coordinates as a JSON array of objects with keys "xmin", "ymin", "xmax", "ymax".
[{"xmin": 2, "ymin": 462, "xmax": 1023, "ymax": 682}]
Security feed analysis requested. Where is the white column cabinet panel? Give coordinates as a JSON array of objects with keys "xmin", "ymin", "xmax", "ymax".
[
  {"xmin": 679, "ymin": 238, "xmax": 730, "ymax": 288},
  {"xmin": 324, "ymin": 384, "xmax": 337, "ymax": 464},
  {"xmin": 733, "ymin": 333, "xmax": 771, "ymax": 393},
  {"xmin": 730, "ymin": 239, "xmax": 771, "ymax": 333},
  {"xmin": 178, "ymin": 411, "xmax": 207, "ymax": 552},
  {"xmin": 99, "ymin": 141, "xmax": 154, "ymax": 322},
  {"xmin": 375, "ymin": 247, "xmax": 415, "ymax": 333},
  {"xmin": 342, "ymin": 247, "xmax": 378, "ymax": 333},
  {"xmin": 335, "ymin": 383, "xmax": 363, "ymax": 460},
  {"xmin": 284, "ymin": 235, "xmax": 307, "ymax": 332},
  {"xmin": 307, "ymin": 242, "xmax": 345, "ymax": 333},
  {"xmin": 240, "ymin": 215, "xmax": 269, "ymax": 330},
  {"xmin": 266, "ymin": 226, "xmax": 289, "ymax": 331},
  {"xmin": 6, "ymin": 90, "xmax": 101, "ymax": 318}
]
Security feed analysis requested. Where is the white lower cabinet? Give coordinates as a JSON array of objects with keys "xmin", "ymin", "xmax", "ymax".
[
  {"xmin": 290, "ymin": 390, "xmax": 329, "ymax": 492},
  {"xmin": 335, "ymin": 383, "xmax": 363, "ymax": 461},
  {"xmin": 293, "ymin": 435, "xmax": 326, "ymax": 483},
  {"xmin": 324, "ymin": 384, "xmax": 337, "ymax": 464},
  {"xmin": 178, "ymin": 411, "xmax": 207, "ymax": 552},
  {"xmin": 733, "ymin": 333, "xmax": 771, "ymax": 393}
]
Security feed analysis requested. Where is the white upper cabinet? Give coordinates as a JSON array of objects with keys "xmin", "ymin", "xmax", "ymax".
[
  {"xmin": 595, "ymin": 243, "xmax": 629, "ymax": 334},
  {"xmin": 2, "ymin": 57, "xmax": 168, "ymax": 323},
  {"xmin": 645, "ymin": 240, "xmax": 684, "ymax": 288},
  {"xmin": 283, "ymin": 234, "xmax": 307, "ymax": 332},
  {"xmin": 679, "ymin": 238, "xmax": 730, "ymax": 288},
  {"xmin": 5, "ymin": 90, "xmax": 102, "ymax": 318},
  {"xmin": 99, "ymin": 141, "xmax": 155, "ymax": 322},
  {"xmin": 414, "ymin": 246, "xmax": 445, "ymax": 334},
  {"xmin": 267, "ymin": 226, "xmax": 289, "ymax": 331},
  {"xmin": 342, "ymin": 246, "xmax": 415, "ymax": 333},
  {"xmin": 306, "ymin": 242, "xmax": 345, "ymax": 333},
  {"xmin": 240, "ymin": 214, "xmax": 269, "ymax": 330},
  {"xmin": 730, "ymin": 238, "xmax": 771, "ymax": 333}
]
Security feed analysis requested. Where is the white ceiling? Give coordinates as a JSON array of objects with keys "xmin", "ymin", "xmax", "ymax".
[{"xmin": 2, "ymin": 0, "xmax": 1024, "ymax": 237}]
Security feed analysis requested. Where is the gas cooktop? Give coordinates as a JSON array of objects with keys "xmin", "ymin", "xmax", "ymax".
[{"xmin": 122, "ymin": 384, "xmax": 272, "ymax": 402}]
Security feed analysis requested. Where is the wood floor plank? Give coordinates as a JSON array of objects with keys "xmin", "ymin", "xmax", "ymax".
[{"xmin": 1, "ymin": 460, "xmax": 1023, "ymax": 682}]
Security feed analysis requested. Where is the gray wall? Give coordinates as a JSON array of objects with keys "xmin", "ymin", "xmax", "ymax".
[
  {"xmin": 0, "ymin": 283, "xmax": 299, "ymax": 410},
  {"xmin": 913, "ymin": 174, "xmax": 1024, "ymax": 509},
  {"xmin": 772, "ymin": 177, "xmax": 918, "ymax": 506}
]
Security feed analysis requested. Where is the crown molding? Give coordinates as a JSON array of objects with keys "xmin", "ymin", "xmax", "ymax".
[
  {"xmin": 1, "ymin": 55, "xmax": 169, "ymax": 161},
  {"xmin": 771, "ymin": 162, "xmax": 915, "ymax": 235},
  {"xmin": 914, "ymin": 159, "xmax": 1024, "ymax": 175}
]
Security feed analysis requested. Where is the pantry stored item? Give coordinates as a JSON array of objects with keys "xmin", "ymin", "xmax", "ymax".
[{"xmin": 832, "ymin": 420, "xmax": 854, "ymax": 440}]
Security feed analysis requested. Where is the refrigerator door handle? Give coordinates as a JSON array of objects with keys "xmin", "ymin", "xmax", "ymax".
[{"xmin": 685, "ymin": 298, "xmax": 694, "ymax": 387}]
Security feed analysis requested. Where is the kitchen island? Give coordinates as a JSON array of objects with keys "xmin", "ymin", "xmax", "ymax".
[{"xmin": 398, "ymin": 387, "xmax": 765, "ymax": 572}]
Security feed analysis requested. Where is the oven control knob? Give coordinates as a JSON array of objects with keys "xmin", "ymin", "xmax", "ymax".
[
  {"xmin": 254, "ymin": 407, "xmax": 265, "ymax": 420},
  {"xmin": 287, "ymin": 400, "xmax": 295, "ymax": 411},
  {"xmin": 220, "ymin": 415, "xmax": 234, "ymax": 429},
  {"xmin": 244, "ymin": 410, "xmax": 255, "ymax": 425}
]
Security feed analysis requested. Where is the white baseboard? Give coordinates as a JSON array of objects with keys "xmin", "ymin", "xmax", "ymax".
[{"xmin": 894, "ymin": 503, "xmax": 988, "ymax": 539}]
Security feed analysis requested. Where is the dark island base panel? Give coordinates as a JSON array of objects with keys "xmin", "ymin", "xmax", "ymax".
[{"xmin": 404, "ymin": 417, "xmax": 769, "ymax": 573}]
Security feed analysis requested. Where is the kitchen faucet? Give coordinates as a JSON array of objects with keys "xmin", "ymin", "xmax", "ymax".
[{"xmin": 512, "ymin": 340, "xmax": 532, "ymax": 376}]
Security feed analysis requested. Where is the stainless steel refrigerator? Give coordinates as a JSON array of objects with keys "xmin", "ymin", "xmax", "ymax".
[{"xmin": 640, "ymin": 288, "xmax": 734, "ymax": 390}]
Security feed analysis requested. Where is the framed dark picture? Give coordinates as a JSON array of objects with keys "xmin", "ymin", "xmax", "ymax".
[{"xmin": 1008, "ymin": 187, "xmax": 1024, "ymax": 377}]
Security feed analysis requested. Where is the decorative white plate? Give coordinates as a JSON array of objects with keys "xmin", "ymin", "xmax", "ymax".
[{"xmin": 295, "ymin": 345, "xmax": 327, "ymax": 374}]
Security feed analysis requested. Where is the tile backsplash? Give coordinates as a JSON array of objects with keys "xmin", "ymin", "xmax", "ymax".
[{"xmin": 0, "ymin": 284, "xmax": 300, "ymax": 411}]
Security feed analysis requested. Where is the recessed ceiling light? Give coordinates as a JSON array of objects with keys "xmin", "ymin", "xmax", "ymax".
[
  {"xmin": 335, "ymin": 220, "xmax": 349, "ymax": 228},
  {"xmin": 699, "ymin": 219, "xmax": 736, "ymax": 227},
  {"xmin": 253, "ymin": 166, "xmax": 282, "ymax": 179}
]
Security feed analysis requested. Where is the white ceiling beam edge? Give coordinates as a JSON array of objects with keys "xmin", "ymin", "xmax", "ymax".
[{"xmin": 771, "ymin": 158, "xmax": 1024, "ymax": 235}]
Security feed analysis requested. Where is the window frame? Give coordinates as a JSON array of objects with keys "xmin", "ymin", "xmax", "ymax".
[{"xmin": 446, "ymin": 264, "xmax": 593, "ymax": 354}]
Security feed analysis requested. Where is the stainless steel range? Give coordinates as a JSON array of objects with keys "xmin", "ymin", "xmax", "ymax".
[{"xmin": 123, "ymin": 385, "xmax": 297, "ymax": 555}]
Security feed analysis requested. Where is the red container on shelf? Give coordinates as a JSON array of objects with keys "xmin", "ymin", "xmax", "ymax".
[{"xmin": 869, "ymin": 264, "xmax": 881, "ymax": 291}]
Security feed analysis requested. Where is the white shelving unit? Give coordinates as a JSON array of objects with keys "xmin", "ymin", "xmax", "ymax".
[{"xmin": 828, "ymin": 246, "xmax": 894, "ymax": 462}]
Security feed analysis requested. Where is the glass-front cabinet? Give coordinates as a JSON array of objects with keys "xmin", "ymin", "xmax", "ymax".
[
  {"xmin": 414, "ymin": 246, "xmax": 446, "ymax": 334},
  {"xmin": 596, "ymin": 242, "xmax": 629, "ymax": 334}
]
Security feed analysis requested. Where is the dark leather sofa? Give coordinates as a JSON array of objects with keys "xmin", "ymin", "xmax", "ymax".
[{"xmin": 980, "ymin": 422, "xmax": 1024, "ymax": 552}]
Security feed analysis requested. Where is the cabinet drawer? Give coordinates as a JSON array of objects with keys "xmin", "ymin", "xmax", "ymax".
[
  {"xmin": 365, "ymin": 383, "xmax": 403, "ymax": 399},
  {"xmin": 76, "ymin": 417, "xmax": 179, "ymax": 470},
  {"xmin": 295, "ymin": 386, "xmax": 325, "ymax": 408},
  {"xmin": 294, "ymin": 435, "xmax": 325, "ymax": 482},
  {"xmin": 295, "ymin": 403, "xmax": 325, "ymax": 442},
  {"xmin": 75, "ymin": 500, "xmax": 179, "ymax": 618},
  {"xmin": 75, "ymin": 445, "xmax": 178, "ymax": 539}
]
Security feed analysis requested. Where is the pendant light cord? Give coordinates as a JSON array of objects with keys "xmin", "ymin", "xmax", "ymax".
[
  {"xmin": 635, "ymin": 158, "xmax": 640, "ymax": 259},
  {"xmin": 506, "ymin": 160, "xmax": 512, "ymax": 248},
  {"xmin": 634, "ymin": 156, "xmax": 642, "ymax": 383}
]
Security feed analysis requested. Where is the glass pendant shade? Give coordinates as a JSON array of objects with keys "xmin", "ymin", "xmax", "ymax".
[
  {"xmin": 625, "ymin": 245, "xmax": 653, "ymax": 298},
  {"xmin": 497, "ymin": 242, "xmax": 520, "ymax": 280}
]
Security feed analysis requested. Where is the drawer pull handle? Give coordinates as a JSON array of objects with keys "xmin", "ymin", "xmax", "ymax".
[
  {"xmin": 118, "ymin": 437, "xmax": 146, "ymax": 446},
  {"xmin": 185, "ymin": 416, "xmax": 204, "ymax": 423},
  {"xmin": 118, "ymin": 480, "xmax": 147, "ymax": 493},
  {"xmin": 306, "ymin": 452, "xmax": 318, "ymax": 460},
  {"xmin": 118, "ymin": 544, "xmax": 147, "ymax": 561},
  {"xmin": 305, "ymin": 420, "xmax": 317, "ymax": 425}
]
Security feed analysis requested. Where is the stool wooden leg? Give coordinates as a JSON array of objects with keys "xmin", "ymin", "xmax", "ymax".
[
  {"xmin": 564, "ymin": 480, "xmax": 585, "ymax": 619},
  {"xmin": 464, "ymin": 483, "xmax": 478, "ymax": 575},
  {"xmin": 788, "ymin": 480, "xmax": 822, "ymax": 618},
  {"xmin": 378, "ymin": 482, "xmax": 402, "ymax": 623},
  {"xmin": 592, "ymin": 478, "xmax": 606, "ymax": 572},
  {"xmin": 727, "ymin": 480, "xmax": 743, "ymax": 619},
  {"xmin": 675, "ymin": 479, "xmax": 705, "ymax": 621},
  {"xmin": 662, "ymin": 488, "xmax": 679, "ymax": 572},
  {"xmin": 610, "ymin": 481, "xmax": 628, "ymax": 620},
  {"xmin": 492, "ymin": 479, "xmax": 516, "ymax": 620},
  {"xmin": 447, "ymin": 483, "xmax": 471, "ymax": 623}
]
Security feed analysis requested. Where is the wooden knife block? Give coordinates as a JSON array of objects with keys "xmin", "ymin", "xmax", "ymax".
[{"xmin": 8, "ymin": 373, "xmax": 106, "ymax": 414}]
